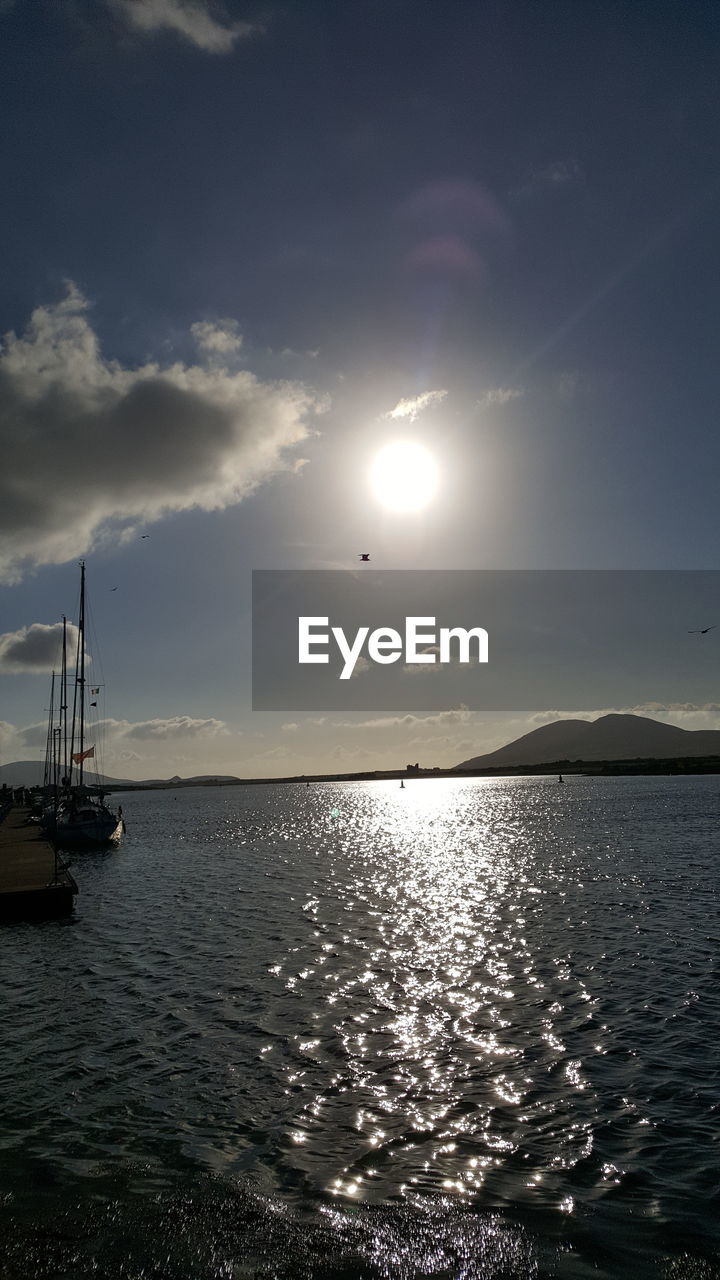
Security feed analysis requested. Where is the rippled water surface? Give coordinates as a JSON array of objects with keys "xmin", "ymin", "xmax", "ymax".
[{"xmin": 2, "ymin": 776, "xmax": 720, "ymax": 1278}]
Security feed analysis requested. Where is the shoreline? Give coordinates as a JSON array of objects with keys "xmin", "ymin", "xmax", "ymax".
[{"xmin": 104, "ymin": 753, "xmax": 720, "ymax": 791}]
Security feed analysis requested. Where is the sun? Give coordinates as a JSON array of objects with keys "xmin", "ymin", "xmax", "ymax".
[{"xmin": 370, "ymin": 441, "xmax": 439, "ymax": 512}]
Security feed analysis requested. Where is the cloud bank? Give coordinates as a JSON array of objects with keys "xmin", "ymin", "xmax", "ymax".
[
  {"xmin": 120, "ymin": 715, "xmax": 229, "ymax": 740},
  {"xmin": 15, "ymin": 713, "xmax": 229, "ymax": 751},
  {"xmin": 337, "ymin": 707, "xmax": 472, "ymax": 731},
  {"xmin": 0, "ymin": 286, "xmax": 323, "ymax": 582},
  {"xmin": 108, "ymin": 0, "xmax": 258, "ymax": 53}
]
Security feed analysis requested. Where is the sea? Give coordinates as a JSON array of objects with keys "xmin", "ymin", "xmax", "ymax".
[{"xmin": 1, "ymin": 775, "xmax": 719, "ymax": 1279}]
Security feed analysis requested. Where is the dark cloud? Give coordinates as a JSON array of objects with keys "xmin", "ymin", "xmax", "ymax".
[
  {"xmin": 0, "ymin": 621, "xmax": 83, "ymax": 672},
  {"xmin": 0, "ymin": 287, "xmax": 324, "ymax": 582}
]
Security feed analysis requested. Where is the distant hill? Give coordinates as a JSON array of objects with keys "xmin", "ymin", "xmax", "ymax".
[
  {"xmin": 456, "ymin": 713, "xmax": 720, "ymax": 770},
  {"xmin": 0, "ymin": 761, "xmax": 136, "ymax": 788},
  {"xmin": 179, "ymin": 775, "xmax": 241, "ymax": 784},
  {"xmin": 0, "ymin": 762, "xmax": 240, "ymax": 788},
  {"xmin": 134, "ymin": 775, "xmax": 242, "ymax": 787}
]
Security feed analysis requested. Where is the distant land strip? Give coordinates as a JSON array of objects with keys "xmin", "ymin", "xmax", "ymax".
[{"xmin": 93, "ymin": 755, "xmax": 720, "ymax": 789}]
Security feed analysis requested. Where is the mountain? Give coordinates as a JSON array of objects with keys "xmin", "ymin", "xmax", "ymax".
[
  {"xmin": 0, "ymin": 762, "xmax": 242, "ymax": 788},
  {"xmin": 456, "ymin": 714, "xmax": 720, "ymax": 770},
  {"xmin": 0, "ymin": 761, "xmax": 135, "ymax": 788}
]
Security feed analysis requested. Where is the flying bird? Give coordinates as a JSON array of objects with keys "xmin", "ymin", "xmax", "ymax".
[
  {"xmin": 110, "ymin": 587, "xmax": 118, "ymax": 591},
  {"xmin": 140, "ymin": 534, "xmax": 150, "ymax": 539},
  {"xmin": 358, "ymin": 553, "xmax": 370, "ymax": 561},
  {"xmin": 688, "ymin": 625, "xmax": 715, "ymax": 634}
]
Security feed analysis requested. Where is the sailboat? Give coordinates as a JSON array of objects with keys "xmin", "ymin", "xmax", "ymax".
[
  {"xmin": 54, "ymin": 562, "xmax": 123, "ymax": 850},
  {"xmin": 37, "ymin": 616, "xmax": 70, "ymax": 834}
]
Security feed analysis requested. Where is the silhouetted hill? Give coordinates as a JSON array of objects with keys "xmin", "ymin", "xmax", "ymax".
[
  {"xmin": 0, "ymin": 762, "xmax": 240, "ymax": 788},
  {"xmin": 456, "ymin": 714, "xmax": 720, "ymax": 770},
  {"xmin": 0, "ymin": 761, "xmax": 134, "ymax": 788}
]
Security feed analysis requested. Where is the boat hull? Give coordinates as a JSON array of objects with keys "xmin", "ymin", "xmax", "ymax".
[{"xmin": 55, "ymin": 810, "xmax": 123, "ymax": 850}]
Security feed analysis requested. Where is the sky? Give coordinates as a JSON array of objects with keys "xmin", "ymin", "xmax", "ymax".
[{"xmin": 1, "ymin": 0, "xmax": 719, "ymax": 780}]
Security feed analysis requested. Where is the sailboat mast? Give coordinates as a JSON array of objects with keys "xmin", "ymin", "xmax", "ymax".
[
  {"xmin": 78, "ymin": 562, "xmax": 86, "ymax": 790},
  {"xmin": 68, "ymin": 565, "xmax": 85, "ymax": 790},
  {"xmin": 61, "ymin": 616, "xmax": 68, "ymax": 785},
  {"xmin": 44, "ymin": 671, "xmax": 55, "ymax": 791}
]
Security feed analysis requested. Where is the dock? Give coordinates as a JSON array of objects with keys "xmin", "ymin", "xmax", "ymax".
[{"xmin": 0, "ymin": 807, "xmax": 78, "ymax": 922}]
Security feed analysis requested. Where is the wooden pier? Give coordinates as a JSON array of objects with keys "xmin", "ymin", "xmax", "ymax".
[{"xmin": 0, "ymin": 807, "xmax": 78, "ymax": 922}]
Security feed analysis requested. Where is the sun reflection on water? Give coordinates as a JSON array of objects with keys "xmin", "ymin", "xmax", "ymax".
[{"xmin": 266, "ymin": 777, "xmax": 614, "ymax": 1208}]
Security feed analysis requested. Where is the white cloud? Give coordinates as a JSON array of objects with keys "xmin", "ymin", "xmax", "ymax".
[
  {"xmin": 480, "ymin": 386, "xmax": 524, "ymax": 406},
  {"xmin": 0, "ymin": 622, "xmax": 83, "ymax": 673},
  {"xmin": 279, "ymin": 347, "xmax": 320, "ymax": 360},
  {"xmin": 108, "ymin": 0, "xmax": 259, "ymax": 54},
  {"xmin": 191, "ymin": 319, "xmax": 243, "ymax": 355},
  {"xmin": 401, "ymin": 647, "xmax": 485, "ymax": 675},
  {"xmin": 337, "ymin": 706, "xmax": 473, "ymax": 731},
  {"xmin": 402, "ymin": 644, "xmax": 441, "ymax": 673},
  {"xmin": 381, "ymin": 389, "xmax": 447, "ymax": 422},
  {"xmin": 119, "ymin": 716, "xmax": 229, "ymax": 740},
  {"xmin": 0, "ymin": 286, "xmax": 324, "ymax": 583}
]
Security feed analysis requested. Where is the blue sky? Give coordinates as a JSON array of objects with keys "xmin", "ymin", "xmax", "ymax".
[{"xmin": 1, "ymin": 0, "xmax": 719, "ymax": 779}]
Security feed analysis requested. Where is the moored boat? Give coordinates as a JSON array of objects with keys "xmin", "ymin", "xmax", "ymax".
[
  {"xmin": 49, "ymin": 562, "xmax": 124, "ymax": 851},
  {"xmin": 55, "ymin": 793, "xmax": 123, "ymax": 849}
]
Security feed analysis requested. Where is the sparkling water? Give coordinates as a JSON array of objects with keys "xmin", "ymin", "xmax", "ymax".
[{"xmin": 2, "ymin": 776, "xmax": 719, "ymax": 1277}]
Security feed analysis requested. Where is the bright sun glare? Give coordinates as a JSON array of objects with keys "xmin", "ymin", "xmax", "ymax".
[{"xmin": 370, "ymin": 441, "xmax": 439, "ymax": 512}]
